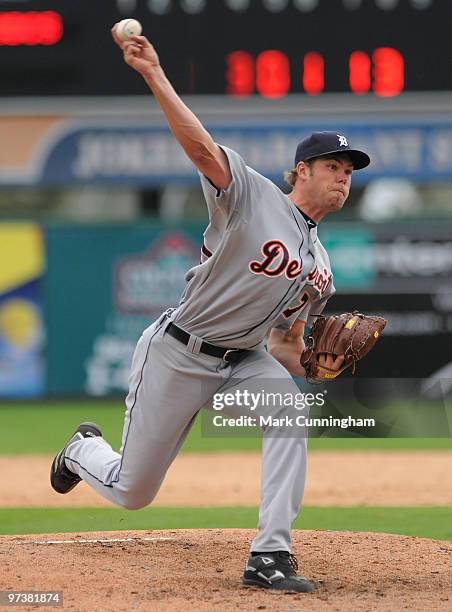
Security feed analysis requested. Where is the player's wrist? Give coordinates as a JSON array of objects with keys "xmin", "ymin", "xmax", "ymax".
[{"xmin": 141, "ymin": 64, "xmax": 165, "ymax": 83}]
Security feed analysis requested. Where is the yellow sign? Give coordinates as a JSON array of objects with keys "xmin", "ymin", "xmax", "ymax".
[{"xmin": 0, "ymin": 223, "xmax": 44, "ymax": 294}]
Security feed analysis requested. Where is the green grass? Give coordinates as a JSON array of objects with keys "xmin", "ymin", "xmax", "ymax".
[
  {"xmin": 1, "ymin": 507, "xmax": 451, "ymax": 540},
  {"xmin": 0, "ymin": 401, "xmax": 451, "ymax": 454}
]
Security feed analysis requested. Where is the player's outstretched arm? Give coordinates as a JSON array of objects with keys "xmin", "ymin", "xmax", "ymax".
[{"xmin": 111, "ymin": 25, "xmax": 231, "ymax": 189}]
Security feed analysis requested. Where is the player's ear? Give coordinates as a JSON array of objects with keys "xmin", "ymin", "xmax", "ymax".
[{"xmin": 296, "ymin": 161, "xmax": 310, "ymax": 181}]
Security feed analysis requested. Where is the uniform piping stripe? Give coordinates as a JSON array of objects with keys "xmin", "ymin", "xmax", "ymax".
[
  {"xmin": 289, "ymin": 201, "xmax": 318, "ymax": 245},
  {"xmin": 289, "ymin": 207, "xmax": 307, "ymax": 257},
  {"xmin": 113, "ymin": 325, "xmax": 161, "ymax": 484},
  {"xmin": 66, "ymin": 325, "xmax": 161, "ymax": 490},
  {"xmin": 63, "ymin": 456, "xmax": 114, "ymax": 488}
]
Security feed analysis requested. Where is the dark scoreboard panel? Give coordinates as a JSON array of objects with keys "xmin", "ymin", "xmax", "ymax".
[{"xmin": 0, "ymin": 0, "xmax": 450, "ymax": 97}]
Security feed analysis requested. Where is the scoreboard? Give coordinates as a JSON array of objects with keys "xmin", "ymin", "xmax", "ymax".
[{"xmin": 0, "ymin": 0, "xmax": 450, "ymax": 97}]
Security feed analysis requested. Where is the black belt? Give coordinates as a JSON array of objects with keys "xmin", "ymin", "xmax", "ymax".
[{"xmin": 166, "ymin": 322, "xmax": 249, "ymax": 363}]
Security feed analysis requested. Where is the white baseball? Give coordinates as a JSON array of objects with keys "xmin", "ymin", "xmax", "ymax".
[{"xmin": 117, "ymin": 19, "xmax": 143, "ymax": 42}]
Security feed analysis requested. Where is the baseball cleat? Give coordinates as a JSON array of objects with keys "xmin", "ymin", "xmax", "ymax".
[
  {"xmin": 50, "ymin": 422, "xmax": 102, "ymax": 494},
  {"xmin": 243, "ymin": 551, "xmax": 315, "ymax": 593}
]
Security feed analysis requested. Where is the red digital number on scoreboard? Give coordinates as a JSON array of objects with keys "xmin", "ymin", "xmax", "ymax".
[
  {"xmin": 227, "ymin": 48, "xmax": 404, "ymax": 97},
  {"xmin": 0, "ymin": 11, "xmax": 63, "ymax": 46}
]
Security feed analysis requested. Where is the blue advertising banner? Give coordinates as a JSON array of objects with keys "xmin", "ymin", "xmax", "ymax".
[{"xmin": 4, "ymin": 117, "xmax": 452, "ymax": 186}]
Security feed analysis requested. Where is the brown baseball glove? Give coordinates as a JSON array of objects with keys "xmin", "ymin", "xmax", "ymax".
[{"xmin": 300, "ymin": 311, "xmax": 387, "ymax": 383}]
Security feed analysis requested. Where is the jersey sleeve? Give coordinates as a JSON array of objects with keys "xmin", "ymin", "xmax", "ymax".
[{"xmin": 198, "ymin": 145, "xmax": 255, "ymax": 223}]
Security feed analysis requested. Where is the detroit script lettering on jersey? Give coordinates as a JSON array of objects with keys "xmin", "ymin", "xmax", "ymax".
[
  {"xmin": 249, "ymin": 240, "xmax": 303, "ymax": 280},
  {"xmin": 306, "ymin": 265, "xmax": 332, "ymax": 295}
]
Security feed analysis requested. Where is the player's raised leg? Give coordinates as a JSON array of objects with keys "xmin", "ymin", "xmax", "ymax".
[{"xmin": 50, "ymin": 321, "xmax": 223, "ymax": 509}]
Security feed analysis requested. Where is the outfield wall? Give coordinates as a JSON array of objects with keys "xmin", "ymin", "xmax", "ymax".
[{"xmin": 1, "ymin": 220, "xmax": 451, "ymax": 397}]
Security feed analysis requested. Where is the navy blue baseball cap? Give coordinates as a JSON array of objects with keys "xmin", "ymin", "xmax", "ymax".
[{"xmin": 295, "ymin": 131, "xmax": 370, "ymax": 170}]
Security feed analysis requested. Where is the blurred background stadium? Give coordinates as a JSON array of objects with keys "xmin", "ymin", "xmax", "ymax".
[{"xmin": 1, "ymin": 0, "xmax": 451, "ymax": 402}]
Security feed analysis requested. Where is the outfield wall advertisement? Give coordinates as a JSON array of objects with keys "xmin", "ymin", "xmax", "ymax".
[
  {"xmin": 45, "ymin": 225, "xmax": 201, "ymax": 396},
  {"xmin": 319, "ymin": 221, "xmax": 452, "ymax": 379},
  {"xmin": 2, "ymin": 220, "xmax": 451, "ymax": 397},
  {"xmin": 0, "ymin": 223, "xmax": 45, "ymax": 398}
]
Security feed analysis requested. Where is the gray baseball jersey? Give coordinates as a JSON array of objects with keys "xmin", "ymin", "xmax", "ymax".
[
  {"xmin": 62, "ymin": 144, "xmax": 336, "ymax": 554},
  {"xmin": 174, "ymin": 146, "xmax": 335, "ymax": 348}
]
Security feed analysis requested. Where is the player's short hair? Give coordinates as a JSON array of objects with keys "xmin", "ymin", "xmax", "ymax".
[{"xmin": 283, "ymin": 168, "xmax": 298, "ymax": 187}]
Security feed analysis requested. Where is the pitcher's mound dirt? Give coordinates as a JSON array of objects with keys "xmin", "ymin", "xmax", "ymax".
[{"xmin": 1, "ymin": 529, "xmax": 451, "ymax": 611}]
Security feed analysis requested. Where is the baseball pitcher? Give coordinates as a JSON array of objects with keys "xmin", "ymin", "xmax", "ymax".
[{"xmin": 50, "ymin": 27, "xmax": 384, "ymax": 593}]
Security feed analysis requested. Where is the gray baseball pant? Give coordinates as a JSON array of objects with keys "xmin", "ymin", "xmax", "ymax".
[{"xmin": 65, "ymin": 314, "xmax": 308, "ymax": 552}]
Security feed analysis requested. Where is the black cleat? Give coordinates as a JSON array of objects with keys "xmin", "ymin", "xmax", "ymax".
[
  {"xmin": 50, "ymin": 422, "xmax": 102, "ymax": 494},
  {"xmin": 243, "ymin": 551, "xmax": 315, "ymax": 593}
]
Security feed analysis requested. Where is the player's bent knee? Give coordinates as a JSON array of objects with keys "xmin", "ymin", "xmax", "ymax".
[
  {"xmin": 114, "ymin": 484, "xmax": 158, "ymax": 510},
  {"xmin": 115, "ymin": 493, "xmax": 153, "ymax": 510},
  {"xmin": 121, "ymin": 498, "xmax": 150, "ymax": 511}
]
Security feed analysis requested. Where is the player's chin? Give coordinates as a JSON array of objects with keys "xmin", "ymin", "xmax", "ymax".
[{"xmin": 327, "ymin": 194, "xmax": 346, "ymax": 211}]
